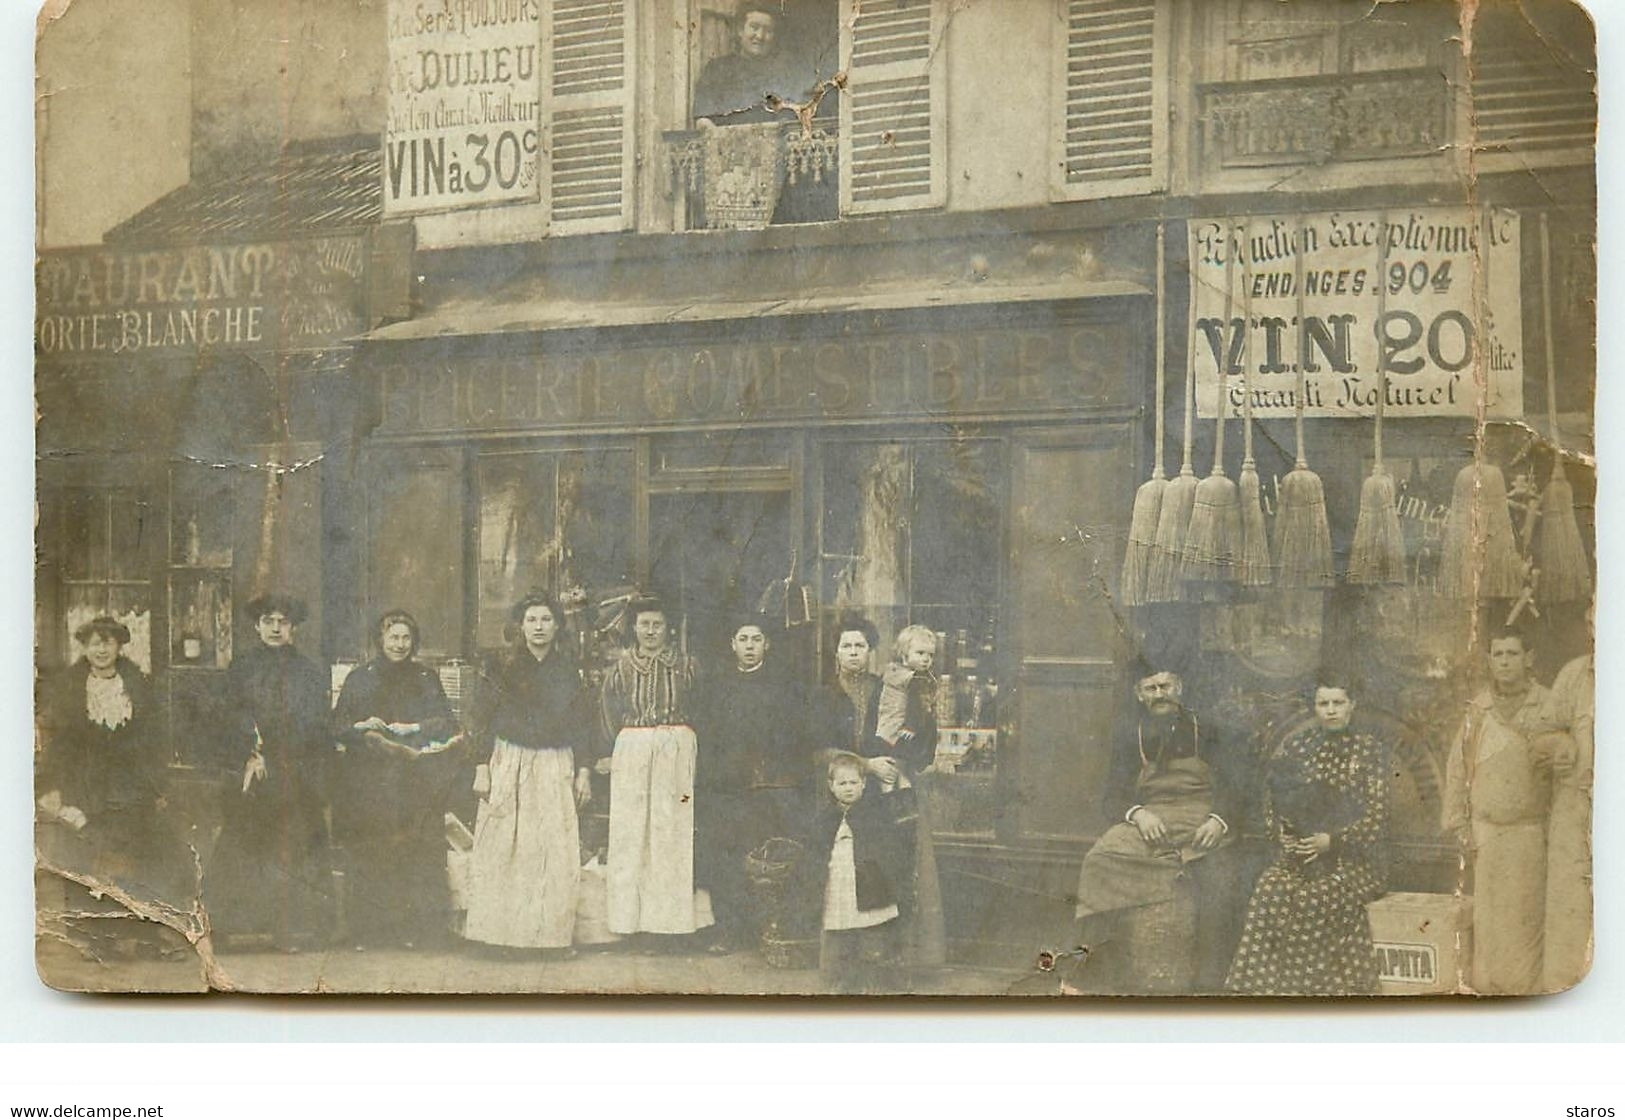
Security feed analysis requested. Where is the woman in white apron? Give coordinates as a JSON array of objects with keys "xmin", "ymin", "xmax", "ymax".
[
  {"xmin": 599, "ymin": 597, "xmax": 714, "ymax": 944},
  {"xmin": 463, "ymin": 594, "xmax": 593, "ymax": 953}
]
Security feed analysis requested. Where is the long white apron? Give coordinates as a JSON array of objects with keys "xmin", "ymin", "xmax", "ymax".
[
  {"xmin": 606, "ymin": 725, "xmax": 714, "ymax": 935},
  {"xmin": 463, "ymin": 740, "xmax": 579, "ymax": 948}
]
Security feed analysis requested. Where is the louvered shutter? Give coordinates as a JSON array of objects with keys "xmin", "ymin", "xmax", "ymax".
[
  {"xmin": 544, "ymin": 0, "xmax": 635, "ymax": 232},
  {"xmin": 840, "ymin": 0, "xmax": 946, "ymax": 215},
  {"xmin": 1052, "ymin": 0, "xmax": 1167, "ymax": 201},
  {"xmin": 1471, "ymin": 22, "xmax": 1595, "ymax": 157}
]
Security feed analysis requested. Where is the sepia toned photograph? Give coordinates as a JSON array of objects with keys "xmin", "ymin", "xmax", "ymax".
[{"xmin": 34, "ymin": 0, "xmax": 1595, "ymax": 998}]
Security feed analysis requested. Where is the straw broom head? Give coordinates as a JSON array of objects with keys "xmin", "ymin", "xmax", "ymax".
[
  {"xmin": 1182, "ymin": 470, "xmax": 1242, "ymax": 583},
  {"xmin": 1345, "ymin": 467, "xmax": 1406, "ymax": 585},
  {"xmin": 1439, "ymin": 461, "xmax": 1524, "ymax": 600},
  {"xmin": 1536, "ymin": 459, "xmax": 1591, "ymax": 605},
  {"xmin": 1119, "ymin": 474, "xmax": 1167, "ymax": 607},
  {"xmin": 1273, "ymin": 465, "xmax": 1334, "ymax": 588},
  {"xmin": 1237, "ymin": 460, "xmax": 1272, "ymax": 587},
  {"xmin": 1145, "ymin": 469, "xmax": 1198, "ymax": 602}
]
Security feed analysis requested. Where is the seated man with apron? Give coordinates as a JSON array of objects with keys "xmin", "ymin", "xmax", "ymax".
[{"xmin": 1074, "ymin": 662, "xmax": 1244, "ymax": 993}]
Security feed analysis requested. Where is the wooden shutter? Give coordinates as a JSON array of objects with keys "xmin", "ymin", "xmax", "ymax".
[
  {"xmin": 1471, "ymin": 15, "xmax": 1595, "ymax": 158},
  {"xmin": 1051, "ymin": 0, "xmax": 1167, "ymax": 201},
  {"xmin": 544, "ymin": 0, "xmax": 636, "ymax": 232},
  {"xmin": 840, "ymin": 0, "xmax": 946, "ymax": 215}
]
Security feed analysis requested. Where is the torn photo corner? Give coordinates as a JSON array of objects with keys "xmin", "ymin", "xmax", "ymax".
[{"xmin": 34, "ymin": 0, "xmax": 1595, "ymax": 997}]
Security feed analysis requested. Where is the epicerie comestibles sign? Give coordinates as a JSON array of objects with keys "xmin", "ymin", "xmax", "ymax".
[
  {"xmin": 1190, "ymin": 207, "xmax": 1524, "ymax": 420},
  {"xmin": 384, "ymin": 0, "xmax": 543, "ymax": 215}
]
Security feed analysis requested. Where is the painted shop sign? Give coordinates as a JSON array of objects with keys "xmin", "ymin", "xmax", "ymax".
[
  {"xmin": 376, "ymin": 321, "xmax": 1135, "ymax": 433},
  {"xmin": 35, "ymin": 238, "xmax": 368, "ymax": 357},
  {"xmin": 1190, "ymin": 207, "xmax": 1524, "ymax": 420},
  {"xmin": 384, "ymin": 0, "xmax": 543, "ymax": 214}
]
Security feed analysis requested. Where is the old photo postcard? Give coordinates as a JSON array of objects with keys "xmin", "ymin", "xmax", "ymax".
[{"xmin": 34, "ymin": 0, "xmax": 1596, "ymax": 997}]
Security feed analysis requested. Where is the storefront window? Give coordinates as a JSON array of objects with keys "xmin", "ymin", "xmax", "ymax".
[
  {"xmin": 58, "ymin": 487, "xmax": 156, "ymax": 673},
  {"xmin": 475, "ymin": 447, "xmax": 635, "ymax": 653},
  {"xmin": 819, "ymin": 437, "xmax": 1003, "ymax": 827},
  {"xmin": 168, "ymin": 464, "xmax": 235, "ymax": 669}
]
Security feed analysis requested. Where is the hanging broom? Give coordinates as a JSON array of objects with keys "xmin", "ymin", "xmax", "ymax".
[
  {"xmin": 1346, "ymin": 213, "xmax": 1407, "ymax": 585},
  {"xmin": 1236, "ymin": 221, "xmax": 1272, "ymax": 587},
  {"xmin": 1144, "ymin": 232, "xmax": 1201, "ymax": 602},
  {"xmin": 1534, "ymin": 212, "xmax": 1591, "ymax": 604},
  {"xmin": 1273, "ymin": 215, "xmax": 1335, "ymax": 588},
  {"xmin": 1120, "ymin": 223, "xmax": 1169, "ymax": 607},
  {"xmin": 1439, "ymin": 210, "xmax": 1525, "ymax": 601},
  {"xmin": 1182, "ymin": 220, "xmax": 1242, "ymax": 584}
]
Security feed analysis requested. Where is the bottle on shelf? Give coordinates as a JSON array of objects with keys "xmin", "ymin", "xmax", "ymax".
[
  {"xmin": 935, "ymin": 673, "xmax": 957, "ymax": 725},
  {"xmin": 960, "ymin": 673, "xmax": 979, "ymax": 729},
  {"xmin": 956, "ymin": 628, "xmax": 976, "ymax": 674}
]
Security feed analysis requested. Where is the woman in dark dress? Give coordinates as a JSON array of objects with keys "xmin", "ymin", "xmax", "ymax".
[
  {"xmin": 36, "ymin": 617, "xmax": 177, "ymax": 899},
  {"xmin": 1226, "ymin": 676, "xmax": 1390, "ymax": 995},
  {"xmin": 812, "ymin": 614, "xmax": 947, "ymax": 967},
  {"xmin": 693, "ymin": 3, "xmax": 806, "ymax": 124},
  {"xmin": 331, "ymin": 609, "xmax": 460, "ymax": 949},
  {"xmin": 204, "ymin": 594, "xmax": 333, "ymax": 951}
]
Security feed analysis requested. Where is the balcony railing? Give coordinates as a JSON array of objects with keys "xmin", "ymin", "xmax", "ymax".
[
  {"xmin": 664, "ymin": 123, "xmax": 839, "ymax": 230},
  {"xmin": 1198, "ymin": 69, "xmax": 1452, "ymax": 168}
]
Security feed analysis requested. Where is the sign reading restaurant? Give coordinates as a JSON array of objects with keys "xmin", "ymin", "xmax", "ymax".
[
  {"xmin": 383, "ymin": 0, "xmax": 543, "ymax": 215},
  {"xmin": 1190, "ymin": 207, "xmax": 1524, "ymax": 420},
  {"xmin": 35, "ymin": 238, "xmax": 369, "ymax": 357}
]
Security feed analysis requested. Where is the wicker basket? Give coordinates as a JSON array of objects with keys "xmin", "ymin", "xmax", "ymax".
[{"xmin": 746, "ymin": 836, "xmax": 803, "ymax": 887}]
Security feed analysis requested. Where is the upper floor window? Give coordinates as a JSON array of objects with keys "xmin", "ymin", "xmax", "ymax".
[
  {"xmin": 668, "ymin": 0, "xmax": 945, "ymax": 229},
  {"xmin": 1199, "ymin": 0, "xmax": 1455, "ymax": 169},
  {"xmin": 1222, "ymin": 0, "xmax": 1438, "ymax": 82}
]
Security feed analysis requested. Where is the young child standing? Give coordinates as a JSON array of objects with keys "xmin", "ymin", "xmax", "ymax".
[
  {"xmin": 874, "ymin": 625, "xmax": 940, "ymax": 787},
  {"xmin": 795, "ymin": 751, "xmax": 918, "ymax": 994}
]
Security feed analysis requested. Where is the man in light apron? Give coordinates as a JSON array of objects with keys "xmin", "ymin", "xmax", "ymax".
[{"xmin": 1445, "ymin": 626, "xmax": 1554, "ymax": 995}]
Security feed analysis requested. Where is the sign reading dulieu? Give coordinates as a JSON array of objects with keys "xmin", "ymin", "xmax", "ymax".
[
  {"xmin": 1190, "ymin": 207, "xmax": 1524, "ymax": 420},
  {"xmin": 384, "ymin": 0, "xmax": 544, "ymax": 215}
]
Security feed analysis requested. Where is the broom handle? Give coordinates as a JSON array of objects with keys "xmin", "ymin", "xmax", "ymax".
[
  {"xmin": 1293, "ymin": 215, "xmax": 1308, "ymax": 469},
  {"xmin": 1181, "ymin": 228, "xmax": 1197, "ymax": 475},
  {"xmin": 1241, "ymin": 220, "xmax": 1255, "ymax": 466},
  {"xmin": 1373, "ymin": 211, "xmax": 1390, "ymax": 470},
  {"xmin": 1214, "ymin": 221, "xmax": 1236, "ymax": 475},
  {"xmin": 1153, "ymin": 222, "xmax": 1167, "ymax": 478},
  {"xmin": 1541, "ymin": 212, "xmax": 1560, "ymax": 445}
]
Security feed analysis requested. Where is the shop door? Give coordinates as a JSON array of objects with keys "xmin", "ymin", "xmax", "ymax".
[
  {"xmin": 1007, "ymin": 423, "xmax": 1136, "ymax": 841},
  {"xmin": 648, "ymin": 488, "xmax": 793, "ymax": 663}
]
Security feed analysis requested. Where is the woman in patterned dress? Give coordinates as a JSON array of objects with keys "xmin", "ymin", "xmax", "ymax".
[{"xmin": 1227, "ymin": 676, "xmax": 1390, "ymax": 996}]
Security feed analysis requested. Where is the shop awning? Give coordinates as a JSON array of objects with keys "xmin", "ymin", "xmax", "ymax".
[{"xmin": 360, "ymin": 276, "xmax": 1152, "ymax": 345}]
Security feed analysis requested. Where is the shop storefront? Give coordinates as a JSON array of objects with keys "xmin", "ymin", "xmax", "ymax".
[
  {"xmin": 347, "ymin": 216, "xmax": 1161, "ymax": 959},
  {"xmin": 34, "ymin": 136, "xmax": 405, "ymax": 842}
]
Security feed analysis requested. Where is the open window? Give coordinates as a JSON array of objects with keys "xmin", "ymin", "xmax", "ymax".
[
  {"xmin": 669, "ymin": 0, "xmax": 948, "ymax": 228},
  {"xmin": 668, "ymin": 1, "xmax": 841, "ymax": 228}
]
